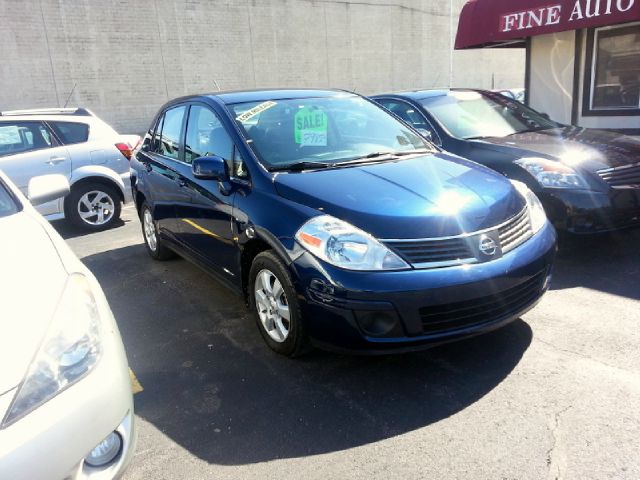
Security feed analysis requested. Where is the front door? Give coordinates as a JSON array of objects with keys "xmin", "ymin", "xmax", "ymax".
[
  {"xmin": 0, "ymin": 120, "xmax": 71, "ymax": 215},
  {"xmin": 176, "ymin": 103, "xmax": 238, "ymax": 278}
]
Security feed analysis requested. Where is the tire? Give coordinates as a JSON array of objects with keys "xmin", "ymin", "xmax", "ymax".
[
  {"xmin": 248, "ymin": 250, "xmax": 310, "ymax": 357},
  {"xmin": 65, "ymin": 182, "xmax": 122, "ymax": 231},
  {"xmin": 140, "ymin": 202, "xmax": 176, "ymax": 260}
]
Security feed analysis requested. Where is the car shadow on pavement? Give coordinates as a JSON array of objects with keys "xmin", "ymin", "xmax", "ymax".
[
  {"xmin": 52, "ymin": 217, "xmax": 128, "ymax": 239},
  {"xmin": 81, "ymin": 244, "xmax": 533, "ymax": 466},
  {"xmin": 551, "ymin": 228, "xmax": 640, "ymax": 300}
]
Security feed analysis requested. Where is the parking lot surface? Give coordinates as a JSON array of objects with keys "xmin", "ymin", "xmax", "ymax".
[{"xmin": 56, "ymin": 206, "xmax": 640, "ymax": 480}]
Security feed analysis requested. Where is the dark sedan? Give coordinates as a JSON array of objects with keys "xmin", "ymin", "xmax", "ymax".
[
  {"xmin": 372, "ymin": 89, "xmax": 640, "ymax": 234},
  {"xmin": 131, "ymin": 89, "xmax": 556, "ymax": 356}
]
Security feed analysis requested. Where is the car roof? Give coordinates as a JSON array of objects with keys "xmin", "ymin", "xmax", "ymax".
[
  {"xmin": 372, "ymin": 88, "xmax": 487, "ymax": 101},
  {"xmin": 169, "ymin": 88, "xmax": 355, "ymax": 106}
]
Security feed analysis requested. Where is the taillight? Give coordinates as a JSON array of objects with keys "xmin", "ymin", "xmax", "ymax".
[{"xmin": 115, "ymin": 142, "xmax": 133, "ymax": 160}]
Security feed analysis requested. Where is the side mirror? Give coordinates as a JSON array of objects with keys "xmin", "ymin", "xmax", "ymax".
[
  {"xmin": 192, "ymin": 155, "xmax": 229, "ymax": 181},
  {"xmin": 540, "ymin": 112, "xmax": 551, "ymax": 120},
  {"xmin": 28, "ymin": 174, "xmax": 70, "ymax": 206}
]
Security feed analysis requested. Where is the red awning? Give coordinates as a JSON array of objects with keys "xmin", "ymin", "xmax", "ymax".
[{"xmin": 455, "ymin": 0, "xmax": 640, "ymax": 49}]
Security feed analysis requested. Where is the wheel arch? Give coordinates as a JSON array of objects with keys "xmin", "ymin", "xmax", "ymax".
[{"xmin": 70, "ymin": 166, "xmax": 127, "ymax": 202}]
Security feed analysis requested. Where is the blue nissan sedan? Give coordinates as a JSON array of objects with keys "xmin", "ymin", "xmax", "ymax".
[{"xmin": 130, "ymin": 89, "xmax": 557, "ymax": 356}]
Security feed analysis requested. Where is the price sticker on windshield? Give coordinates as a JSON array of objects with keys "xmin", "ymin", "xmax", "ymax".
[
  {"xmin": 299, "ymin": 130, "xmax": 327, "ymax": 147},
  {"xmin": 295, "ymin": 106, "xmax": 328, "ymax": 146}
]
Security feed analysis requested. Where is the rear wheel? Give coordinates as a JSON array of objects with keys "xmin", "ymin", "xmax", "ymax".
[
  {"xmin": 140, "ymin": 202, "xmax": 175, "ymax": 260},
  {"xmin": 249, "ymin": 250, "xmax": 309, "ymax": 357},
  {"xmin": 65, "ymin": 182, "xmax": 121, "ymax": 231}
]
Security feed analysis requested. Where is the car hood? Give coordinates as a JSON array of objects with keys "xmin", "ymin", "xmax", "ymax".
[
  {"xmin": 273, "ymin": 153, "xmax": 525, "ymax": 239},
  {"xmin": 0, "ymin": 212, "xmax": 67, "ymax": 396},
  {"xmin": 477, "ymin": 127, "xmax": 640, "ymax": 171}
]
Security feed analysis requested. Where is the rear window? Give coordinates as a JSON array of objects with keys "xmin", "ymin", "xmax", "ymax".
[
  {"xmin": 0, "ymin": 180, "xmax": 19, "ymax": 217},
  {"xmin": 48, "ymin": 121, "xmax": 89, "ymax": 144}
]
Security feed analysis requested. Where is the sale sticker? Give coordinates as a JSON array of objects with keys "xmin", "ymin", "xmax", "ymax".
[
  {"xmin": 299, "ymin": 130, "xmax": 327, "ymax": 147},
  {"xmin": 236, "ymin": 101, "xmax": 277, "ymax": 123},
  {"xmin": 294, "ymin": 106, "xmax": 328, "ymax": 145}
]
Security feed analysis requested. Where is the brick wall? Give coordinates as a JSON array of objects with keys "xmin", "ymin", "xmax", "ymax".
[{"xmin": 0, "ymin": 0, "xmax": 525, "ymax": 133}]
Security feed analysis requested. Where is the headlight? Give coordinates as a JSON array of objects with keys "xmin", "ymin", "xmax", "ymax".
[
  {"xmin": 295, "ymin": 215, "xmax": 409, "ymax": 270},
  {"xmin": 515, "ymin": 157, "xmax": 589, "ymax": 189},
  {"xmin": 511, "ymin": 180, "xmax": 548, "ymax": 234},
  {"xmin": 2, "ymin": 274, "xmax": 101, "ymax": 426}
]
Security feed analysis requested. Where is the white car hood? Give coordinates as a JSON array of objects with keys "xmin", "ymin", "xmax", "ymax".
[{"xmin": 0, "ymin": 211, "xmax": 68, "ymax": 395}]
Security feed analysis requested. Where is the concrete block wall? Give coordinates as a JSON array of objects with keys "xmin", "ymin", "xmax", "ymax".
[{"xmin": 0, "ymin": 0, "xmax": 525, "ymax": 133}]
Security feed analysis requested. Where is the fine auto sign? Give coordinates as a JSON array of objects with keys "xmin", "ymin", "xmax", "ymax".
[{"xmin": 501, "ymin": 0, "xmax": 635, "ymax": 33}]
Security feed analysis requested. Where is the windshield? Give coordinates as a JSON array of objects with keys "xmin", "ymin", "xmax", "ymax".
[
  {"xmin": 420, "ymin": 91, "xmax": 558, "ymax": 139},
  {"xmin": 229, "ymin": 95, "xmax": 430, "ymax": 170},
  {"xmin": 0, "ymin": 180, "xmax": 19, "ymax": 218}
]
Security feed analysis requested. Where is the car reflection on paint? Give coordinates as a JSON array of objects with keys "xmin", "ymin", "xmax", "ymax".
[{"xmin": 131, "ymin": 89, "xmax": 556, "ymax": 357}]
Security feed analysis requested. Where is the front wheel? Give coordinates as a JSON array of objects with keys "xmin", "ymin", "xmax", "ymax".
[{"xmin": 249, "ymin": 250, "xmax": 310, "ymax": 357}]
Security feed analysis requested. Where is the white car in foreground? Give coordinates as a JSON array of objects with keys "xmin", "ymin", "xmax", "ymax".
[
  {"xmin": 0, "ymin": 171, "xmax": 135, "ymax": 479},
  {"xmin": 0, "ymin": 108, "xmax": 140, "ymax": 231}
]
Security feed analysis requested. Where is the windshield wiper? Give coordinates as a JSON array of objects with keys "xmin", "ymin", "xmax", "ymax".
[
  {"xmin": 269, "ymin": 161, "xmax": 333, "ymax": 172},
  {"xmin": 334, "ymin": 149, "xmax": 431, "ymax": 166}
]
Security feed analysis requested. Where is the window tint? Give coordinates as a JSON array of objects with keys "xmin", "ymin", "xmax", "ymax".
[
  {"xmin": 591, "ymin": 25, "xmax": 640, "ymax": 110},
  {"xmin": 49, "ymin": 121, "xmax": 89, "ymax": 144},
  {"xmin": 158, "ymin": 106, "xmax": 186, "ymax": 159},
  {"xmin": 0, "ymin": 122, "xmax": 54, "ymax": 157},
  {"xmin": 0, "ymin": 180, "xmax": 19, "ymax": 217},
  {"xmin": 379, "ymin": 100, "xmax": 429, "ymax": 129},
  {"xmin": 185, "ymin": 105, "xmax": 233, "ymax": 164},
  {"xmin": 150, "ymin": 114, "xmax": 164, "ymax": 152}
]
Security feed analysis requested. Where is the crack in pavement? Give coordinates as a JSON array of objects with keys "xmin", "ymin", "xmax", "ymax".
[{"xmin": 546, "ymin": 405, "xmax": 573, "ymax": 480}]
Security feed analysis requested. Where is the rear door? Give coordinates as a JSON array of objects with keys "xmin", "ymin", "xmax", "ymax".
[
  {"xmin": 136, "ymin": 105, "xmax": 191, "ymax": 238},
  {"xmin": 0, "ymin": 120, "xmax": 71, "ymax": 215}
]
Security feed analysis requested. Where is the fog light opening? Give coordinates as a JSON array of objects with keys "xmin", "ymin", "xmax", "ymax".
[
  {"xmin": 85, "ymin": 431, "xmax": 122, "ymax": 467},
  {"xmin": 355, "ymin": 310, "xmax": 401, "ymax": 337}
]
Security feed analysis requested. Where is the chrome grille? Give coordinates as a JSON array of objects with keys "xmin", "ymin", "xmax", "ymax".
[
  {"xmin": 597, "ymin": 163, "xmax": 640, "ymax": 188},
  {"xmin": 383, "ymin": 207, "xmax": 532, "ymax": 269},
  {"xmin": 498, "ymin": 207, "xmax": 533, "ymax": 253}
]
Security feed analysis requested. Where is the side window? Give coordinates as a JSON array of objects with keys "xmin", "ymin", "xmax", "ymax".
[
  {"xmin": 0, "ymin": 122, "xmax": 54, "ymax": 157},
  {"xmin": 48, "ymin": 121, "xmax": 89, "ymax": 144},
  {"xmin": 150, "ymin": 114, "xmax": 164, "ymax": 152},
  {"xmin": 378, "ymin": 99, "xmax": 441, "ymax": 145},
  {"xmin": 232, "ymin": 148, "xmax": 248, "ymax": 179},
  {"xmin": 158, "ymin": 106, "xmax": 186, "ymax": 160},
  {"xmin": 184, "ymin": 105, "xmax": 233, "ymax": 164}
]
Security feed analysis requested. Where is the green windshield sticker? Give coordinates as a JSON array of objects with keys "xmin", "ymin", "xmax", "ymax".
[
  {"xmin": 236, "ymin": 101, "xmax": 277, "ymax": 123},
  {"xmin": 294, "ymin": 107, "xmax": 328, "ymax": 146}
]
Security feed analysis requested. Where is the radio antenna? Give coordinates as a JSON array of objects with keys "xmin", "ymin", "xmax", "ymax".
[{"xmin": 63, "ymin": 82, "xmax": 77, "ymax": 108}]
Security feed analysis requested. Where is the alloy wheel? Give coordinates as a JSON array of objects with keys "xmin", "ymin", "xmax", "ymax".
[
  {"xmin": 143, "ymin": 208, "xmax": 158, "ymax": 252},
  {"xmin": 254, "ymin": 269, "xmax": 291, "ymax": 343},
  {"xmin": 77, "ymin": 190, "xmax": 115, "ymax": 226}
]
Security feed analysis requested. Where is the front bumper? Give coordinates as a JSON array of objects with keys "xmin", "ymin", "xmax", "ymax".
[
  {"xmin": 540, "ymin": 188, "xmax": 640, "ymax": 233},
  {"xmin": 291, "ymin": 222, "xmax": 557, "ymax": 353},
  {"xmin": 0, "ymin": 295, "xmax": 135, "ymax": 480}
]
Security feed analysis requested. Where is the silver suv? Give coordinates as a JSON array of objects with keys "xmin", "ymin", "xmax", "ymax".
[{"xmin": 0, "ymin": 108, "xmax": 139, "ymax": 230}]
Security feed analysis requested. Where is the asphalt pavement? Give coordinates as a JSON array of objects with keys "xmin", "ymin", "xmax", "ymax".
[{"xmin": 55, "ymin": 205, "xmax": 640, "ymax": 480}]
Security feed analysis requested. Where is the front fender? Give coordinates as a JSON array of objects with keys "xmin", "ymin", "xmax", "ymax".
[{"xmin": 70, "ymin": 166, "xmax": 130, "ymax": 201}]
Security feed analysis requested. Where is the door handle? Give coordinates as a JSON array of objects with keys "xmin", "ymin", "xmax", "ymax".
[
  {"xmin": 178, "ymin": 180, "xmax": 187, "ymax": 188},
  {"xmin": 47, "ymin": 156, "xmax": 66, "ymax": 165}
]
